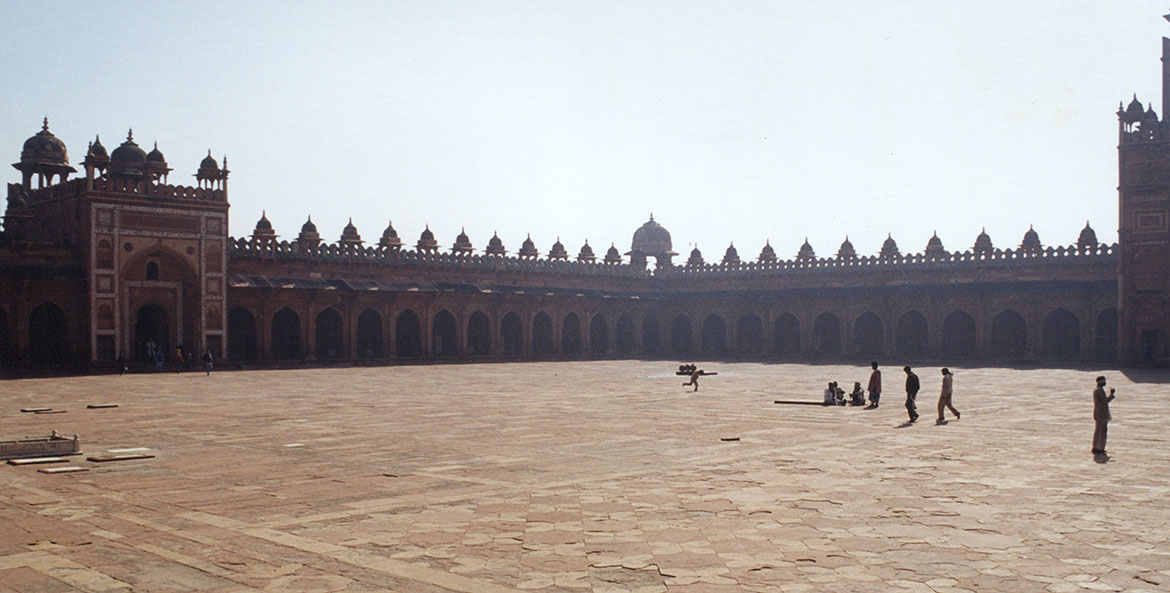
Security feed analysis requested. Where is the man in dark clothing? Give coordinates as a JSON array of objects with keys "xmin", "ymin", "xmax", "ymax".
[
  {"xmin": 865, "ymin": 361, "xmax": 882, "ymax": 408},
  {"xmin": 1092, "ymin": 376, "xmax": 1116, "ymax": 455},
  {"xmin": 903, "ymin": 366, "xmax": 920, "ymax": 422}
]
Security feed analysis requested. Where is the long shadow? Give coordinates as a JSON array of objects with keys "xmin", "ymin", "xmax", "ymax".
[{"xmin": 1094, "ymin": 452, "xmax": 1111, "ymax": 464}]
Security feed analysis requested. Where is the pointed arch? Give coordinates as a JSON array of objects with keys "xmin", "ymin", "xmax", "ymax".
[
  {"xmin": 701, "ymin": 314, "xmax": 727, "ymax": 355},
  {"xmin": 773, "ymin": 313, "xmax": 800, "ymax": 357},
  {"xmin": 356, "ymin": 309, "xmax": 383, "ymax": 357},
  {"xmin": 1042, "ymin": 308, "xmax": 1080, "ymax": 360},
  {"xmin": 736, "ymin": 314, "xmax": 764, "ymax": 355},
  {"xmin": 271, "ymin": 307, "xmax": 302, "ymax": 360},
  {"xmin": 812, "ymin": 312, "xmax": 841, "ymax": 356},
  {"xmin": 853, "ymin": 312, "xmax": 883, "ymax": 356},
  {"xmin": 1094, "ymin": 308, "xmax": 1118, "ymax": 362},
  {"xmin": 432, "ymin": 310, "xmax": 458, "ymax": 356},
  {"xmin": 670, "ymin": 315, "xmax": 693, "ymax": 354},
  {"xmin": 990, "ymin": 310, "xmax": 1027, "ymax": 359},
  {"xmin": 468, "ymin": 310, "xmax": 491, "ymax": 355},
  {"xmin": 589, "ymin": 314, "xmax": 609, "ymax": 355},
  {"xmin": 642, "ymin": 316, "xmax": 661, "ymax": 355},
  {"xmin": 395, "ymin": 310, "xmax": 422, "ymax": 357},
  {"xmin": 941, "ymin": 310, "xmax": 976, "ymax": 358},
  {"xmin": 532, "ymin": 312, "xmax": 555, "ymax": 355},
  {"xmin": 228, "ymin": 307, "xmax": 258, "ymax": 361},
  {"xmin": 562, "ymin": 313, "xmax": 582, "ymax": 355},
  {"xmin": 895, "ymin": 311, "xmax": 929, "ymax": 357},
  {"xmin": 615, "ymin": 314, "xmax": 635, "ymax": 355},
  {"xmin": 501, "ymin": 312, "xmax": 523, "ymax": 355},
  {"xmin": 315, "ymin": 307, "xmax": 344, "ymax": 359}
]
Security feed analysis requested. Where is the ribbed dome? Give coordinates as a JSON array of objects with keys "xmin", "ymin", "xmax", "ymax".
[
  {"xmin": 20, "ymin": 118, "xmax": 69, "ymax": 165},
  {"xmin": 630, "ymin": 214, "xmax": 673, "ymax": 254},
  {"xmin": 110, "ymin": 130, "xmax": 147, "ymax": 163}
]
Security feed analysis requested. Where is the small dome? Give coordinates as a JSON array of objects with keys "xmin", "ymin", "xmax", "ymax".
[
  {"xmin": 485, "ymin": 231, "xmax": 506, "ymax": 255},
  {"xmin": 549, "ymin": 237, "xmax": 569, "ymax": 260},
  {"xmin": 722, "ymin": 242, "xmax": 741, "ymax": 265},
  {"xmin": 340, "ymin": 218, "xmax": 362, "ymax": 244},
  {"xmin": 379, "ymin": 221, "xmax": 403, "ymax": 249},
  {"xmin": 420, "ymin": 226, "xmax": 435, "ymax": 241},
  {"xmin": 110, "ymin": 130, "xmax": 147, "ymax": 163},
  {"xmin": 759, "ymin": 240, "xmax": 777, "ymax": 263},
  {"xmin": 20, "ymin": 118, "xmax": 69, "ymax": 165},
  {"xmin": 630, "ymin": 214, "xmax": 674, "ymax": 255},
  {"xmin": 87, "ymin": 135, "xmax": 108, "ymax": 160},
  {"xmin": 687, "ymin": 245, "xmax": 704, "ymax": 267},
  {"xmin": 301, "ymin": 216, "xmax": 318, "ymax": 234},
  {"xmin": 973, "ymin": 228, "xmax": 993, "ymax": 255},
  {"xmin": 880, "ymin": 234, "xmax": 900, "ymax": 258},
  {"xmin": 518, "ymin": 234, "xmax": 539, "ymax": 258},
  {"xmin": 146, "ymin": 141, "xmax": 166, "ymax": 163},
  {"xmin": 453, "ymin": 227, "xmax": 473, "ymax": 253},
  {"xmin": 297, "ymin": 216, "xmax": 321, "ymax": 245},
  {"xmin": 199, "ymin": 150, "xmax": 219, "ymax": 171},
  {"xmin": 925, "ymin": 231, "xmax": 946, "ymax": 258},
  {"xmin": 796, "ymin": 238, "xmax": 815, "ymax": 261},
  {"xmin": 1020, "ymin": 225, "xmax": 1041, "ymax": 252},
  {"xmin": 1146, "ymin": 104, "xmax": 1160, "ymax": 121},
  {"xmin": 417, "ymin": 225, "xmax": 438, "ymax": 251},
  {"xmin": 577, "ymin": 240, "xmax": 596, "ymax": 262},
  {"xmin": 1078, "ymin": 221, "xmax": 1098, "ymax": 248},
  {"xmin": 255, "ymin": 211, "xmax": 273, "ymax": 231},
  {"xmin": 1126, "ymin": 95, "xmax": 1145, "ymax": 117},
  {"xmin": 837, "ymin": 236, "xmax": 857, "ymax": 259},
  {"xmin": 604, "ymin": 243, "xmax": 622, "ymax": 264}
]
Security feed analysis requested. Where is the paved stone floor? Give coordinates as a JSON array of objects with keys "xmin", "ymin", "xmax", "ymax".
[{"xmin": 1, "ymin": 361, "xmax": 1169, "ymax": 593}]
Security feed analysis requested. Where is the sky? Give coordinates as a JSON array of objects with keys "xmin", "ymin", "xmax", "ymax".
[{"xmin": 1, "ymin": 1, "xmax": 1166, "ymax": 261}]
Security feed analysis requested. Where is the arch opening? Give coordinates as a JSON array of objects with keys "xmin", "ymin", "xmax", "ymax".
[
  {"xmin": 432, "ymin": 310, "xmax": 458, "ymax": 356},
  {"xmin": 701, "ymin": 315, "xmax": 727, "ymax": 355},
  {"xmin": 395, "ymin": 310, "xmax": 422, "ymax": 357},
  {"xmin": 773, "ymin": 313, "xmax": 800, "ymax": 357},
  {"xmin": 941, "ymin": 310, "xmax": 976, "ymax": 358},
  {"xmin": 853, "ymin": 312, "xmax": 883, "ymax": 356},
  {"xmin": 615, "ymin": 314, "xmax": 635, "ymax": 355},
  {"xmin": 501, "ymin": 312, "xmax": 523, "ymax": 355},
  {"xmin": 562, "ymin": 313, "xmax": 582, "ymax": 355},
  {"xmin": 895, "ymin": 311, "xmax": 929, "ymax": 357},
  {"xmin": 589, "ymin": 315, "xmax": 609, "ymax": 355},
  {"xmin": 315, "ymin": 308, "xmax": 344, "ymax": 359},
  {"xmin": 990, "ymin": 310, "xmax": 1027, "ymax": 359},
  {"xmin": 227, "ymin": 307, "xmax": 258, "ymax": 361},
  {"xmin": 812, "ymin": 313, "xmax": 841, "ymax": 356},
  {"xmin": 670, "ymin": 315, "xmax": 693, "ymax": 355},
  {"xmin": 532, "ymin": 312, "xmax": 555, "ymax": 355},
  {"xmin": 468, "ymin": 311, "xmax": 492, "ymax": 355},
  {"xmin": 1042, "ymin": 309, "xmax": 1080, "ymax": 361},
  {"xmin": 357, "ymin": 309, "xmax": 383, "ymax": 357},
  {"xmin": 271, "ymin": 308, "xmax": 303, "ymax": 360}
]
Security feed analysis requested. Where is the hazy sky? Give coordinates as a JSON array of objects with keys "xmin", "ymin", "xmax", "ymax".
[{"xmin": 2, "ymin": 2, "xmax": 1166, "ymax": 261}]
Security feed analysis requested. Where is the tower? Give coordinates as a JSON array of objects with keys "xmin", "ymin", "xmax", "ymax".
[{"xmin": 1117, "ymin": 15, "xmax": 1170, "ymax": 364}]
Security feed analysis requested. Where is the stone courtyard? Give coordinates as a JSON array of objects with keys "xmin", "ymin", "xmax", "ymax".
[{"xmin": 1, "ymin": 361, "xmax": 1168, "ymax": 593}]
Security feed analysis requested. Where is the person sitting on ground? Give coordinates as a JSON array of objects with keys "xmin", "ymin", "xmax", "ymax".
[
  {"xmin": 849, "ymin": 382, "xmax": 866, "ymax": 406},
  {"xmin": 823, "ymin": 381, "xmax": 838, "ymax": 406},
  {"xmin": 835, "ymin": 383, "xmax": 847, "ymax": 406}
]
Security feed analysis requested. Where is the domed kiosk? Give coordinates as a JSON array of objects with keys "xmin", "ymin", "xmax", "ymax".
[{"xmin": 626, "ymin": 214, "xmax": 677, "ymax": 269}]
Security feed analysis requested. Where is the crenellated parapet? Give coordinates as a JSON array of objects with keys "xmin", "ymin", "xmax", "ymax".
[
  {"xmin": 228, "ymin": 236, "xmax": 653, "ymax": 277},
  {"xmin": 665, "ymin": 243, "xmax": 1118, "ymax": 277}
]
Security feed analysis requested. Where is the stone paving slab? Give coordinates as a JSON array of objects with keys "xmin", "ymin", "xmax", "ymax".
[{"xmin": 1, "ymin": 362, "xmax": 1168, "ymax": 592}]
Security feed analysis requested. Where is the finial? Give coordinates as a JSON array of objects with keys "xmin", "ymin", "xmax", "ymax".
[
  {"xmin": 649, "ymin": 212, "xmax": 654, "ymax": 221},
  {"xmin": 207, "ymin": 149, "xmax": 212, "ymax": 157},
  {"xmin": 307, "ymin": 215, "xmax": 313, "ymax": 222},
  {"xmin": 127, "ymin": 129, "xmax": 134, "ymax": 141},
  {"xmin": 42, "ymin": 117, "xmax": 49, "ymax": 132},
  {"xmin": 153, "ymin": 141, "xmax": 158, "ymax": 149}
]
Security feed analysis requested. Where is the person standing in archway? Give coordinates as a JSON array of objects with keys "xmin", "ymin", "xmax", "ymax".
[{"xmin": 202, "ymin": 349, "xmax": 214, "ymax": 376}]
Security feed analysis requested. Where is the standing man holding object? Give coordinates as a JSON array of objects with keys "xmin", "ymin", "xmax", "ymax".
[
  {"xmin": 936, "ymin": 368, "xmax": 960, "ymax": 423},
  {"xmin": 1092, "ymin": 376, "xmax": 1116, "ymax": 455}
]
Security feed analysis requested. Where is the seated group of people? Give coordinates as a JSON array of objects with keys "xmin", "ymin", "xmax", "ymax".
[{"xmin": 823, "ymin": 381, "xmax": 866, "ymax": 406}]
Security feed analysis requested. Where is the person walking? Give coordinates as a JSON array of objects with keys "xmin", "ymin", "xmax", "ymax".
[
  {"xmin": 1092, "ymin": 376, "xmax": 1116, "ymax": 455},
  {"xmin": 903, "ymin": 366, "xmax": 920, "ymax": 422},
  {"xmin": 866, "ymin": 361, "xmax": 882, "ymax": 408},
  {"xmin": 202, "ymin": 350, "xmax": 214, "ymax": 376},
  {"xmin": 936, "ymin": 368, "xmax": 960, "ymax": 423}
]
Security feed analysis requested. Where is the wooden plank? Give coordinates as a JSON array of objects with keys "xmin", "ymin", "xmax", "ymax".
[
  {"xmin": 7, "ymin": 457, "xmax": 70, "ymax": 466},
  {"xmin": 86, "ymin": 404, "xmax": 120, "ymax": 409},
  {"xmin": 19, "ymin": 407, "xmax": 52, "ymax": 413},
  {"xmin": 107, "ymin": 447, "xmax": 150, "ymax": 453},
  {"xmin": 38, "ymin": 466, "xmax": 89, "ymax": 474},
  {"xmin": 774, "ymin": 400, "xmax": 826, "ymax": 406},
  {"xmin": 33, "ymin": 410, "xmax": 66, "ymax": 415},
  {"xmin": 719, "ymin": 437, "xmax": 740, "ymax": 442},
  {"xmin": 87, "ymin": 454, "xmax": 155, "ymax": 463}
]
